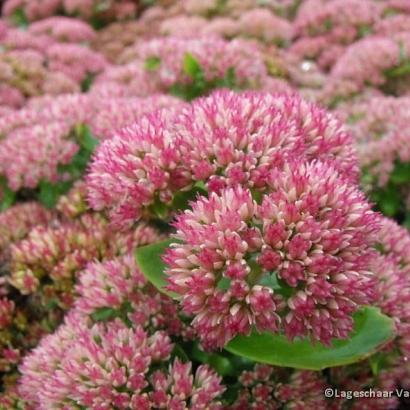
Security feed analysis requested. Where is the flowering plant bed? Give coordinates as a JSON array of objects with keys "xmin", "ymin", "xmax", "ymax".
[{"xmin": 0, "ymin": 1, "xmax": 410, "ymax": 409}]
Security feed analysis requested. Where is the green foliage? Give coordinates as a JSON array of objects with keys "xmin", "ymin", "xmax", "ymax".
[
  {"xmin": 38, "ymin": 125, "xmax": 99, "ymax": 208},
  {"xmin": 385, "ymin": 61, "xmax": 410, "ymax": 78},
  {"xmin": 11, "ymin": 8, "xmax": 28, "ymax": 28},
  {"xmin": 147, "ymin": 184, "xmax": 207, "ymax": 221},
  {"xmin": 90, "ymin": 302, "xmax": 133, "ymax": 325},
  {"xmin": 169, "ymin": 53, "xmax": 238, "ymax": 101},
  {"xmin": 135, "ymin": 238, "xmax": 181, "ymax": 299},
  {"xmin": 38, "ymin": 180, "xmax": 72, "ymax": 209},
  {"xmin": 225, "ymin": 307, "xmax": 395, "ymax": 370},
  {"xmin": 81, "ymin": 73, "xmax": 97, "ymax": 92},
  {"xmin": 145, "ymin": 56, "xmax": 161, "ymax": 71},
  {"xmin": 365, "ymin": 160, "xmax": 410, "ymax": 221},
  {"xmin": 0, "ymin": 176, "xmax": 16, "ymax": 211},
  {"xmin": 135, "ymin": 239, "xmax": 396, "ymax": 370}
]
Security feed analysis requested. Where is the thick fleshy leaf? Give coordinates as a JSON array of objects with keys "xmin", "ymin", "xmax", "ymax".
[
  {"xmin": 135, "ymin": 239, "xmax": 180, "ymax": 299},
  {"xmin": 225, "ymin": 307, "xmax": 395, "ymax": 370}
]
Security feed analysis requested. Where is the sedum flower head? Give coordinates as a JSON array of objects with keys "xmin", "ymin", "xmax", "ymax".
[
  {"xmin": 0, "ymin": 202, "xmax": 54, "ymax": 254},
  {"xmin": 74, "ymin": 254, "xmax": 191, "ymax": 338},
  {"xmin": 164, "ymin": 161, "xmax": 378, "ymax": 348},
  {"xmin": 232, "ymin": 364, "xmax": 328, "ymax": 410},
  {"xmin": 0, "ymin": 121, "xmax": 78, "ymax": 191},
  {"xmin": 19, "ymin": 315, "xmax": 224, "ymax": 409},
  {"xmin": 9, "ymin": 214, "xmax": 160, "ymax": 306},
  {"xmin": 87, "ymin": 90, "xmax": 358, "ymax": 229}
]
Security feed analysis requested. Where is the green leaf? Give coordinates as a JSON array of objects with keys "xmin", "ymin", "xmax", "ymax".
[
  {"xmin": 81, "ymin": 73, "xmax": 96, "ymax": 92},
  {"xmin": 145, "ymin": 56, "xmax": 161, "ymax": 71},
  {"xmin": 135, "ymin": 239, "xmax": 180, "ymax": 299},
  {"xmin": 38, "ymin": 180, "xmax": 71, "ymax": 208},
  {"xmin": 172, "ymin": 344, "xmax": 190, "ymax": 362},
  {"xmin": 207, "ymin": 354, "xmax": 236, "ymax": 376},
  {"xmin": 11, "ymin": 8, "xmax": 28, "ymax": 28},
  {"xmin": 172, "ymin": 185, "xmax": 207, "ymax": 212},
  {"xmin": 376, "ymin": 185, "xmax": 402, "ymax": 216},
  {"xmin": 91, "ymin": 307, "xmax": 118, "ymax": 322},
  {"xmin": 0, "ymin": 177, "xmax": 16, "ymax": 211},
  {"xmin": 225, "ymin": 307, "xmax": 395, "ymax": 370},
  {"xmin": 76, "ymin": 125, "xmax": 99, "ymax": 152},
  {"xmin": 386, "ymin": 60, "xmax": 410, "ymax": 78},
  {"xmin": 216, "ymin": 277, "xmax": 231, "ymax": 290},
  {"xmin": 390, "ymin": 161, "xmax": 410, "ymax": 184},
  {"xmin": 183, "ymin": 53, "xmax": 202, "ymax": 78}
]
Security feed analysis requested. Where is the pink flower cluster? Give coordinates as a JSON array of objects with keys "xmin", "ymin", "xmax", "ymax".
[
  {"xmin": 2, "ymin": 0, "xmax": 139, "ymax": 23},
  {"xmin": 73, "ymin": 254, "xmax": 191, "ymax": 338},
  {"xmin": 159, "ymin": 8, "xmax": 293, "ymax": 45},
  {"xmin": 337, "ymin": 95, "xmax": 410, "ymax": 188},
  {"xmin": 295, "ymin": 0, "xmax": 380, "ymax": 39},
  {"xmin": 88, "ymin": 94, "xmax": 187, "ymax": 140},
  {"xmin": 232, "ymin": 364, "xmax": 328, "ymax": 410},
  {"xmin": 2, "ymin": 0, "xmax": 61, "ymax": 21},
  {"xmin": 164, "ymin": 161, "xmax": 378, "ymax": 348},
  {"xmin": 0, "ymin": 202, "xmax": 53, "ymax": 253},
  {"xmin": 9, "ymin": 214, "xmax": 160, "ymax": 299},
  {"xmin": 19, "ymin": 314, "xmax": 224, "ymax": 409},
  {"xmin": 28, "ymin": 16, "xmax": 96, "ymax": 43},
  {"xmin": 123, "ymin": 37, "xmax": 268, "ymax": 89},
  {"xmin": 0, "ymin": 92, "xmax": 189, "ymax": 193},
  {"xmin": 0, "ymin": 121, "xmax": 78, "ymax": 190},
  {"xmin": 87, "ymin": 90, "xmax": 357, "ymax": 229}
]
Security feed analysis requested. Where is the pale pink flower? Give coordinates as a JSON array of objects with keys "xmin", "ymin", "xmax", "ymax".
[
  {"xmin": 2, "ymin": 0, "xmax": 61, "ymax": 21},
  {"xmin": 0, "ymin": 121, "xmax": 78, "ymax": 190},
  {"xmin": 377, "ymin": 216, "xmax": 410, "ymax": 270},
  {"xmin": 202, "ymin": 17, "xmax": 239, "ymax": 38},
  {"xmin": 159, "ymin": 16, "xmax": 208, "ymax": 38},
  {"xmin": 92, "ymin": 61, "xmax": 161, "ymax": 97},
  {"xmin": 46, "ymin": 43, "xmax": 107, "ymax": 83},
  {"xmin": 238, "ymin": 8, "xmax": 294, "ymax": 44},
  {"xmin": 331, "ymin": 37, "xmax": 400, "ymax": 89},
  {"xmin": 0, "ymin": 84, "xmax": 24, "ymax": 109},
  {"xmin": 128, "ymin": 37, "xmax": 268, "ymax": 89},
  {"xmin": 375, "ymin": 14, "xmax": 410, "ymax": 36},
  {"xmin": 88, "ymin": 95, "xmax": 186, "ymax": 140},
  {"xmin": 2, "ymin": 27, "xmax": 53, "ymax": 53},
  {"xmin": 0, "ymin": 202, "xmax": 54, "ymax": 252},
  {"xmin": 295, "ymin": 0, "xmax": 381, "ymax": 39},
  {"xmin": 338, "ymin": 96, "xmax": 410, "ymax": 188},
  {"xmin": 29, "ymin": 16, "xmax": 96, "ymax": 43}
]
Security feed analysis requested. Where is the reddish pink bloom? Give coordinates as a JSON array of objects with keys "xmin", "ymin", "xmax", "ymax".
[
  {"xmin": 165, "ymin": 161, "xmax": 378, "ymax": 348},
  {"xmin": 87, "ymin": 91, "xmax": 358, "ymax": 229},
  {"xmin": 19, "ymin": 316, "xmax": 224, "ymax": 409},
  {"xmin": 232, "ymin": 364, "xmax": 328, "ymax": 410},
  {"xmin": 87, "ymin": 107, "xmax": 191, "ymax": 229}
]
